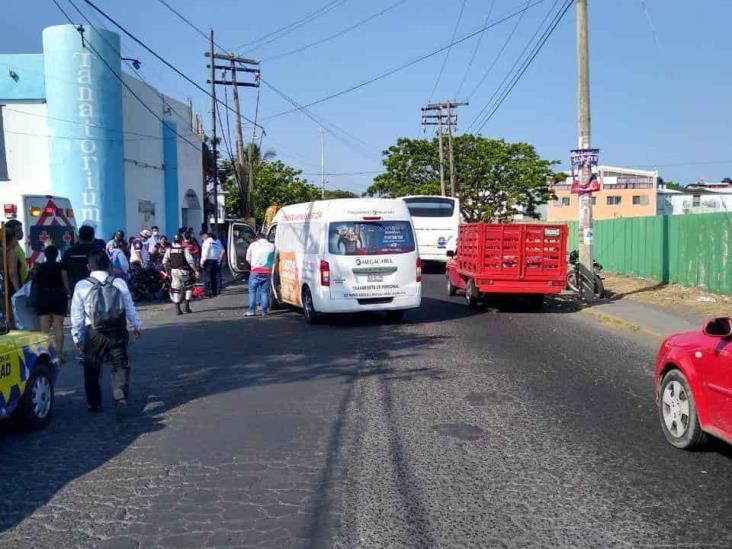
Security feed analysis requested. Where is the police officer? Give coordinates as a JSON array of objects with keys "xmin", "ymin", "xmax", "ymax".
[{"xmin": 162, "ymin": 234, "xmax": 199, "ymax": 315}]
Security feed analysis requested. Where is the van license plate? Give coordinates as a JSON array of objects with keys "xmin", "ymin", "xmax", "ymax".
[{"xmin": 367, "ymin": 274, "xmax": 384, "ymax": 282}]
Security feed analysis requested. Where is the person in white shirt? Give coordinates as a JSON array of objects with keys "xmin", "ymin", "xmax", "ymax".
[
  {"xmin": 200, "ymin": 231, "xmax": 221, "ymax": 297},
  {"xmin": 244, "ymin": 232, "xmax": 275, "ymax": 318},
  {"xmin": 70, "ymin": 249, "xmax": 142, "ymax": 416},
  {"xmin": 147, "ymin": 225, "xmax": 161, "ymax": 254}
]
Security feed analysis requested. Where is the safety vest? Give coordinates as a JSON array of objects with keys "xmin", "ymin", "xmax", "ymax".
[{"xmin": 168, "ymin": 248, "xmax": 189, "ymax": 270}]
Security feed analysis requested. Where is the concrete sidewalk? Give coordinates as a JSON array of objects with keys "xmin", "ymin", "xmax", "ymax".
[{"xmin": 582, "ymin": 297, "xmax": 705, "ymax": 341}]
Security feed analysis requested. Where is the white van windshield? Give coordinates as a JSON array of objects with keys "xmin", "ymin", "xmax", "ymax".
[
  {"xmin": 403, "ymin": 197, "xmax": 455, "ymax": 217},
  {"xmin": 328, "ymin": 221, "xmax": 415, "ymax": 256}
]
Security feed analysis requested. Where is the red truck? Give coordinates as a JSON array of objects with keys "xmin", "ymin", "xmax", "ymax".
[{"xmin": 446, "ymin": 223, "xmax": 568, "ymax": 309}]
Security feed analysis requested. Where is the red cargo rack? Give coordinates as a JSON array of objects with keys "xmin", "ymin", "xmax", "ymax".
[{"xmin": 446, "ymin": 223, "xmax": 568, "ymax": 305}]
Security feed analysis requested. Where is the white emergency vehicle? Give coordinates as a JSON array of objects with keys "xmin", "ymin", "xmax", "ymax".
[{"xmin": 2, "ymin": 194, "xmax": 77, "ymax": 264}]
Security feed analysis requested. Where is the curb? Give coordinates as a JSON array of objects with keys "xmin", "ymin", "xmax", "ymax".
[{"xmin": 579, "ymin": 307, "xmax": 666, "ymax": 342}]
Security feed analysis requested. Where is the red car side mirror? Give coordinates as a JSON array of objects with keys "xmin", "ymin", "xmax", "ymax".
[{"xmin": 703, "ymin": 317, "xmax": 732, "ymax": 338}]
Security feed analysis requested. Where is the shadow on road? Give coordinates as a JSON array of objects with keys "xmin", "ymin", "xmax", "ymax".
[{"xmin": 0, "ymin": 295, "xmax": 447, "ymax": 534}]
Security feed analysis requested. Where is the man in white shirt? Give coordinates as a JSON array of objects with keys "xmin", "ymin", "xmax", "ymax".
[
  {"xmin": 200, "ymin": 231, "xmax": 221, "ymax": 297},
  {"xmin": 245, "ymin": 232, "xmax": 275, "ymax": 318},
  {"xmin": 71, "ymin": 249, "xmax": 142, "ymax": 416}
]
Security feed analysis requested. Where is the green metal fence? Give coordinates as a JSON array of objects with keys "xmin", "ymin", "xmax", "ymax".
[{"xmin": 563, "ymin": 213, "xmax": 732, "ymax": 295}]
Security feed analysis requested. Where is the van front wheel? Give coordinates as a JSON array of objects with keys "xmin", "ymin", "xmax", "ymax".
[{"xmin": 302, "ymin": 287, "xmax": 318, "ymax": 324}]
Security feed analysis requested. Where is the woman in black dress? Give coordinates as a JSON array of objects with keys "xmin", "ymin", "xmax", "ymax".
[{"xmin": 34, "ymin": 246, "xmax": 68, "ymax": 358}]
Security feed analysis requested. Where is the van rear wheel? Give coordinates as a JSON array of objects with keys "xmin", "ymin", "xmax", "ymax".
[{"xmin": 302, "ymin": 287, "xmax": 318, "ymax": 324}]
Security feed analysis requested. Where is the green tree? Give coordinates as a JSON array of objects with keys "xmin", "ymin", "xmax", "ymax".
[
  {"xmin": 323, "ymin": 189, "xmax": 360, "ymax": 199},
  {"xmin": 367, "ymin": 135, "xmax": 558, "ymax": 222}
]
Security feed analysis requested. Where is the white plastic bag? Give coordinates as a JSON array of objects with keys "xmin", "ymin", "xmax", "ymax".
[{"xmin": 12, "ymin": 281, "xmax": 40, "ymax": 331}]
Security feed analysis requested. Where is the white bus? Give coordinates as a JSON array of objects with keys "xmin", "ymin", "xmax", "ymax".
[
  {"xmin": 401, "ymin": 195, "xmax": 460, "ymax": 263},
  {"xmin": 266, "ymin": 198, "xmax": 422, "ymax": 323}
]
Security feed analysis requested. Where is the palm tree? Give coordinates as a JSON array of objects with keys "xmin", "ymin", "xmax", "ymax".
[{"xmin": 243, "ymin": 143, "xmax": 276, "ymax": 218}]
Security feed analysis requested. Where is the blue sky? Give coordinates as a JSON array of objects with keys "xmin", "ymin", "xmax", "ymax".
[{"xmin": 4, "ymin": 0, "xmax": 732, "ymax": 193}]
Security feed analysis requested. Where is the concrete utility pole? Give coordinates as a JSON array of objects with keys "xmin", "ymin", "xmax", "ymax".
[
  {"xmin": 208, "ymin": 30, "xmax": 218, "ymax": 232},
  {"xmin": 421, "ymin": 101, "xmax": 468, "ymax": 197},
  {"xmin": 205, "ymin": 47, "xmax": 260, "ymax": 221},
  {"xmin": 577, "ymin": 0, "xmax": 593, "ymax": 269}
]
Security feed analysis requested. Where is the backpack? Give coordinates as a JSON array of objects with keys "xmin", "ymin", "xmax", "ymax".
[{"xmin": 84, "ymin": 276, "xmax": 127, "ymax": 332}]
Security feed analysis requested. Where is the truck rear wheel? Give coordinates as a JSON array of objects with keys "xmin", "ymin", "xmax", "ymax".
[
  {"xmin": 465, "ymin": 279, "xmax": 479, "ymax": 309},
  {"xmin": 447, "ymin": 277, "xmax": 458, "ymax": 296},
  {"xmin": 302, "ymin": 287, "xmax": 319, "ymax": 324}
]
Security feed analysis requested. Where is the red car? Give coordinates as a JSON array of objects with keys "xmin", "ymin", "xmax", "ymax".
[{"xmin": 656, "ymin": 317, "xmax": 732, "ymax": 449}]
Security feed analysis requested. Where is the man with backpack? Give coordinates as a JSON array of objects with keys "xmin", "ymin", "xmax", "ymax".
[{"xmin": 70, "ymin": 249, "xmax": 142, "ymax": 416}]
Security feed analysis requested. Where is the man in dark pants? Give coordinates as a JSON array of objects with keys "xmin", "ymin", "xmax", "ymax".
[
  {"xmin": 61, "ymin": 224, "xmax": 103, "ymax": 294},
  {"xmin": 200, "ymin": 231, "xmax": 220, "ymax": 297},
  {"xmin": 70, "ymin": 250, "xmax": 142, "ymax": 417}
]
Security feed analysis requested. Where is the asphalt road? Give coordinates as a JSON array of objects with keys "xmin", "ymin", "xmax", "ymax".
[{"xmin": 1, "ymin": 274, "xmax": 731, "ymax": 548}]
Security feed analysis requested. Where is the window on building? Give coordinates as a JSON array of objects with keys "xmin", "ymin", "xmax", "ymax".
[
  {"xmin": 559, "ymin": 197, "xmax": 570, "ymax": 207},
  {"xmin": 693, "ymin": 194, "xmax": 701, "ymax": 207},
  {"xmin": 607, "ymin": 196, "xmax": 622, "ymax": 206},
  {"xmin": 591, "ymin": 196, "xmax": 597, "ymax": 206},
  {"xmin": 0, "ymin": 105, "xmax": 8, "ymax": 181},
  {"xmin": 632, "ymin": 195, "xmax": 649, "ymax": 206}
]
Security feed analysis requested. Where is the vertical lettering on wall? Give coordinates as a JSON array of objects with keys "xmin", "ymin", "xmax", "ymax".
[{"xmin": 75, "ymin": 50, "xmax": 99, "ymax": 223}]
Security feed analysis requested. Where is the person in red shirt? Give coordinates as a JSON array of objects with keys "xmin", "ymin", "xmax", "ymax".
[{"xmin": 181, "ymin": 231, "xmax": 201, "ymax": 264}]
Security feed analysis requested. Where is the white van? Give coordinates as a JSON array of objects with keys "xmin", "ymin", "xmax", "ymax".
[{"xmin": 268, "ymin": 198, "xmax": 422, "ymax": 323}]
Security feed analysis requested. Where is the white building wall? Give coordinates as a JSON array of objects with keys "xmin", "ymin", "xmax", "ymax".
[
  {"xmin": 0, "ymin": 103, "xmax": 51, "ymax": 205},
  {"xmin": 658, "ymin": 192, "xmax": 732, "ymax": 215},
  {"xmin": 121, "ymin": 73, "xmax": 165, "ymax": 236},
  {"xmin": 164, "ymin": 94, "xmax": 203, "ymax": 234}
]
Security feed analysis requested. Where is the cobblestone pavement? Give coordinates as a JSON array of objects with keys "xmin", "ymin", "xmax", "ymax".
[{"xmin": 0, "ymin": 276, "xmax": 731, "ymax": 548}]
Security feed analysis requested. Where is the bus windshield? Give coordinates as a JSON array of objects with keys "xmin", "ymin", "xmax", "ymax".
[
  {"xmin": 328, "ymin": 221, "xmax": 415, "ymax": 256},
  {"xmin": 403, "ymin": 197, "xmax": 455, "ymax": 217}
]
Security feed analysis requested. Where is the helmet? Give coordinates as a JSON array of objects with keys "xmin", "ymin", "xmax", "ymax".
[
  {"xmin": 173, "ymin": 234, "xmax": 183, "ymax": 244},
  {"xmin": 140, "ymin": 229, "xmax": 152, "ymax": 238}
]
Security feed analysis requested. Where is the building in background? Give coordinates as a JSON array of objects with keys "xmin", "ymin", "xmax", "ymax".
[
  {"xmin": 658, "ymin": 181, "xmax": 732, "ymax": 215},
  {"xmin": 0, "ymin": 25, "xmax": 203, "ymax": 240},
  {"xmin": 547, "ymin": 166, "xmax": 658, "ymax": 222}
]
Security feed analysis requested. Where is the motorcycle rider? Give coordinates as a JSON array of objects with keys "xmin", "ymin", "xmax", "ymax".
[{"xmin": 163, "ymin": 234, "xmax": 199, "ymax": 315}]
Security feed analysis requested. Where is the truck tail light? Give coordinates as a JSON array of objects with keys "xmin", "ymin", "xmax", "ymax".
[
  {"xmin": 30, "ymin": 207, "xmax": 42, "ymax": 217},
  {"xmin": 3, "ymin": 204, "xmax": 17, "ymax": 218},
  {"xmin": 320, "ymin": 260, "xmax": 330, "ymax": 286},
  {"xmin": 416, "ymin": 257, "xmax": 422, "ymax": 282}
]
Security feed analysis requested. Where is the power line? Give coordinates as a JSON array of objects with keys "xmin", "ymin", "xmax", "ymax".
[
  {"xmin": 455, "ymin": 0, "xmax": 496, "ymax": 98},
  {"xmin": 467, "ymin": 0, "xmax": 559, "ymax": 130},
  {"xmin": 233, "ymin": 0, "xmax": 349, "ymax": 53},
  {"xmin": 474, "ymin": 0, "xmax": 573, "ymax": 133},
  {"xmin": 262, "ymin": 0, "xmax": 407, "ymax": 62},
  {"xmin": 466, "ymin": 0, "xmax": 534, "ymax": 101},
  {"xmin": 262, "ymin": 0, "xmax": 547, "ymax": 120},
  {"xmin": 70, "ymin": 0, "xmax": 195, "ymax": 134},
  {"xmin": 52, "ymin": 0, "xmax": 202, "ymax": 153},
  {"xmin": 261, "ymin": 79, "xmax": 380, "ymax": 162},
  {"xmin": 428, "ymin": 0, "xmax": 467, "ymax": 103},
  {"xmin": 155, "ymin": 0, "xmax": 227, "ymax": 53},
  {"xmin": 301, "ymin": 170, "xmax": 382, "ymax": 176},
  {"xmin": 3, "ymin": 106, "xmax": 167, "ymax": 140},
  {"xmin": 80, "ymin": 0, "xmax": 263, "ymax": 131}
]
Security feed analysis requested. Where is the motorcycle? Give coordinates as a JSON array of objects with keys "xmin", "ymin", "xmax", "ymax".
[
  {"xmin": 566, "ymin": 249, "xmax": 605, "ymax": 301},
  {"xmin": 128, "ymin": 263, "xmax": 165, "ymax": 302}
]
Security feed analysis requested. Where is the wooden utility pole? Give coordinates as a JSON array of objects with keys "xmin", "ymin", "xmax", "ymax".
[
  {"xmin": 208, "ymin": 30, "xmax": 218, "ymax": 232},
  {"xmin": 206, "ymin": 48, "xmax": 260, "ymax": 221},
  {"xmin": 577, "ymin": 0, "xmax": 593, "ymax": 269},
  {"xmin": 320, "ymin": 127, "xmax": 325, "ymax": 199},
  {"xmin": 421, "ymin": 101, "xmax": 467, "ymax": 197}
]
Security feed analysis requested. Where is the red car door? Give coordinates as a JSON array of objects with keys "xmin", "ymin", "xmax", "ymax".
[{"xmin": 698, "ymin": 335, "xmax": 732, "ymax": 437}]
